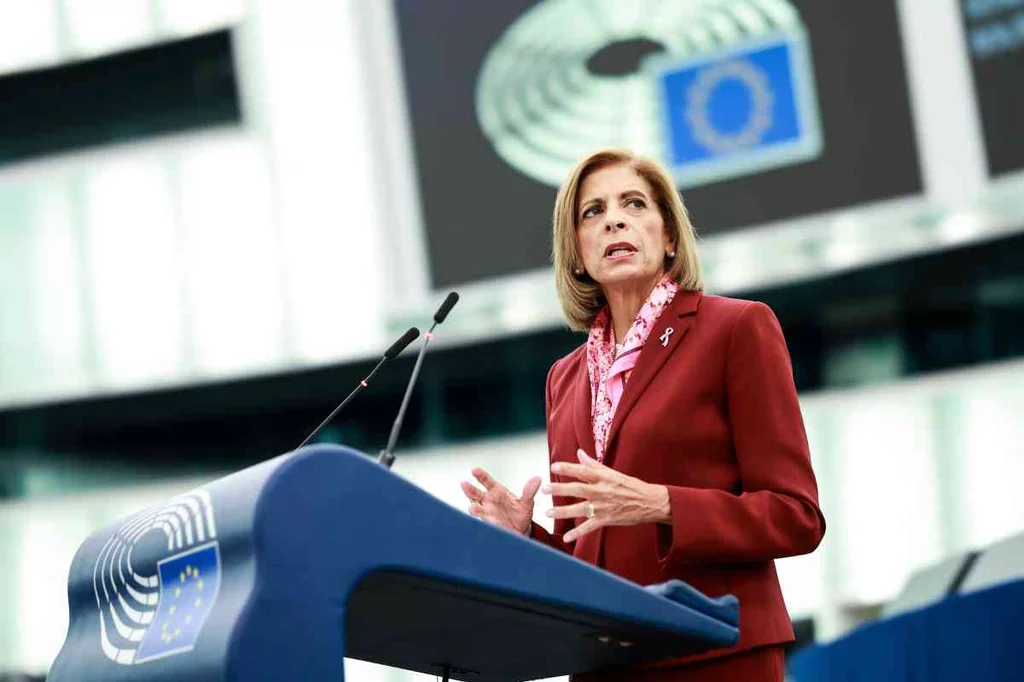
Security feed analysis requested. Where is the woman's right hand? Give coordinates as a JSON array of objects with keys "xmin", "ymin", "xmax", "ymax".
[{"xmin": 461, "ymin": 467, "xmax": 541, "ymax": 536}]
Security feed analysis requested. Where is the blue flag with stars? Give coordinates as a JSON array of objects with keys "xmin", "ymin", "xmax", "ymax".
[
  {"xmin": 135, "ymin": 542, "xmax": 221, "ymax": 663},
  {"xmin": 650, "ymin": 33, "xmax": 823, "ymax": 188}
]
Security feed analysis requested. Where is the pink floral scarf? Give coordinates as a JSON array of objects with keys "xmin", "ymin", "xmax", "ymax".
[{"xmin": 586, "ymin": 274, "xmax": 679, "ymax": 462}]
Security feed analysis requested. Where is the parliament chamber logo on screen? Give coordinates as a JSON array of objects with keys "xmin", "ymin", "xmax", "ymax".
[
  {"xmin": 475, "ymin": 0, "xmax": 823, "ymax": 189},
  {"xmin": 91, "ymin": 488, "xmax": 221, "ymax": 665}
]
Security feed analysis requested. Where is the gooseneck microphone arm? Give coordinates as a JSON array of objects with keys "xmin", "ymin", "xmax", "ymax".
[
  {"xmin": 296, "ymin": 326, "xmax": 420, "ymax": 450},
  {"xmin": 378, "ymin": 292, "xmax": 459, "ymax": 469}
]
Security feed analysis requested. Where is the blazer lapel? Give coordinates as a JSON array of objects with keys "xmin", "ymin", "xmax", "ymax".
[
  {"xmin": 569, "ymin": 350, "xmax": 604, "ymax": 566},
  {"xmin": 572, "ymin": 350, "xmax": 596, "ymax": 461},
  {"xmin": 602, "ymin": 289, "xmax": 702, "ymax": 467}
]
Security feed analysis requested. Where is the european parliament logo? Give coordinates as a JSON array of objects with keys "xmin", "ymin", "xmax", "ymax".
[
  {"xmin": 651, "ymin": 34, "xmax": 823, "ymax": 188},
  {"xmin": 91, "ymin": 488, "xmax": 221, "ymax": 665}
]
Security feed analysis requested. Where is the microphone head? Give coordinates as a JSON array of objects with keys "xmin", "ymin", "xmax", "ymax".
[
  {"xmin": 433, "ymin": 292, "xmax": 460, "ymax": 324},
  {"xmin": 385, "ymin": 327, "xmax": 420, "ymax": 359}
]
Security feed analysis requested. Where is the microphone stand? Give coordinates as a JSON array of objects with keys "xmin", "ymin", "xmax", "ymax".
[
  {"xmin": 378, "ymin": 292, "xmax": 458, "ymax": 469},
  {"xmin": 377, "ymin": 326, "xmax": 434, "ymax": 469}
]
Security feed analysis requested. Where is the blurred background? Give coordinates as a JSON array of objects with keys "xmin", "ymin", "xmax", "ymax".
[{"xmin": 1, "ymin": 0, "xmax": 1023, "ymax": 679}]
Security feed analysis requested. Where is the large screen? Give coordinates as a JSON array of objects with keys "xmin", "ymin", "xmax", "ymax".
[
  {"xmin": 393, "ymin": 0, "xmax": 923, "ymax": 288},
  {"xmin": 960, "ymin": 0, "xmax": 1024, "ymax": 177}
]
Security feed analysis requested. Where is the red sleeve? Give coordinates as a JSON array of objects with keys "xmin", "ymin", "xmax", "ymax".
[
  {"xmin": 529, "ymin": 361, "xmax": 576, "ymax": 555},
  {"xmin": 529, "ymin": 521, "xmax": 574, "ymax": 553},
  {"xmin": 658, "ymin": 301, "xmax": 825, "ymax": 567}
]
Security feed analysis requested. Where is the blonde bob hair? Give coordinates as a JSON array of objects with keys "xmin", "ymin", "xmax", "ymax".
[{"xmin": 552, "ymin": 148, "xmax": 703, "ymax": 331}]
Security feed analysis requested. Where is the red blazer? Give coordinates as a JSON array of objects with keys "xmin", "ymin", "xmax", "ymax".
[{"xmin": 530, "ymin": 291, "xmax": 825, "ymax": 671}]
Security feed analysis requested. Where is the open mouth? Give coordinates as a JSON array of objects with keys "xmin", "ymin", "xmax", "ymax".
[{"xmin": 604, "ymin": 242, "xmax": 637, "ymax": 259}]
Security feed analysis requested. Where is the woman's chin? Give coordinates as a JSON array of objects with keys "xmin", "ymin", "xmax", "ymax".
[{"xmin": 595, "ymin": 266, "xmax": 660, "ymax": 290}]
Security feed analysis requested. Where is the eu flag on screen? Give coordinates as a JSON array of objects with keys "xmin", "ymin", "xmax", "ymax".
[
  {"xmin": 651, "ymin": 34, "xmax": 823, "ymax": 188},
  {"xmin": 135, "ymin": 542, "xmax": 221, "ymax": 663}
]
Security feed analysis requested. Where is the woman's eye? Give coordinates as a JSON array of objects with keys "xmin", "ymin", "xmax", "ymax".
[
  {"xmin": 627, "ymin": 198, "xmax": 645, "ymax": 209},
  {"xmin": 582, "ymin": 206, "xmax": 600, "ymax": 219}
]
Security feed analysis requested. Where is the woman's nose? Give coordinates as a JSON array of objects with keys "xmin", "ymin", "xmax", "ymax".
[{"xmin": 604, "ymin": 220, "xmax": 627, "ymax": 231}]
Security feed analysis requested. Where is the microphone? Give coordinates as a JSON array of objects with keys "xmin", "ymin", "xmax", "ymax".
[
  {"xmin": 296, "ymin": 326, "xmax": 420, "ymax": 449},
  {"xmin": 378, "ymin": 292, "xmax": 459, "ymax": 469}
]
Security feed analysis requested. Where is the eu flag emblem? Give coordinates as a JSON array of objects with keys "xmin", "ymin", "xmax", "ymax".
[
  {"xmin": 135, "ymin": 541, "xmax": 221, "ymax": 663},
  {"xmin": 651, "ymin": 34, "xmax": 823, "ymax": 188}
]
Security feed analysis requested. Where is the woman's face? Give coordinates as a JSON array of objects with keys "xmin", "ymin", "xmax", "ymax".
[{"xmin": 575, "ymin": 164, "xmax": 673, "ymax": 293}]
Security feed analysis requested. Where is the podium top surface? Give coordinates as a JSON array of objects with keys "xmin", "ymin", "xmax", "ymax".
[{"xmin": 49, "ymin": 445, "xmax": 739, "ymax": 681}]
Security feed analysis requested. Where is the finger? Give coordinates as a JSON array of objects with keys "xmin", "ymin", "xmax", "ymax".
[
  {"xmin": 468, "ymin": 503, "xmax": 484, "ymax": 517},
  {"xmin": 546, "ymin": 500, "xmax": 591, "ymax": 520},
  {"xmin": 564, "ymin": 519, "xmax": 600, "ymax": 544},
  {"xmin": 541, "ymin": 481, "xmax": 591, "ymax": 499},
  {"xmin": 577, "ymin": 449, "xmax": 612, "ymax": 471},
  {"xmin": 472, "ymin": 467, "xmax": 501, "ymax": 491},
  {"xmin": 521, "ymin": 476, "xmax": 542, "ymax": 502},
  {"xmin": 461, "ymin": 481, "xmax": 485, "ymax": 503},
  {"xmin": 550, "ymin": 461, "xmax": 602, "ymax": 483}
]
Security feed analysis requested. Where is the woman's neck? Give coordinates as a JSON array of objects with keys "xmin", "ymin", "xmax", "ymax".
[{"xmin": 605, "ymin": 272, "xmax": 663, "ymax": 344}]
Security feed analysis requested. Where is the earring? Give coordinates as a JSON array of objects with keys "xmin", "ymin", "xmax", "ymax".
[
  {"xmin": 667, "ymin": 251, "xmax": 676, "ymax": 258},
  {"xmin": 574, "ymin": 266, "xmax": 584, "ymax": 276}
]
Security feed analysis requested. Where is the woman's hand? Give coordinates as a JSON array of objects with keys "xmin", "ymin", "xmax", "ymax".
[
  {"xmin": 461, "ymin": 468, "xmax": 542, "ymax": 535},
  {"xmin": 544, "ymin": 449, "xmax": 671, "ymax": 543}
]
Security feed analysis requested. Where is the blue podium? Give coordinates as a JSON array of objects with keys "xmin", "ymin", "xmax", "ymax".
[{"xmin": 49, "ymin": 445, "xmax": 739, "ymax": 681}]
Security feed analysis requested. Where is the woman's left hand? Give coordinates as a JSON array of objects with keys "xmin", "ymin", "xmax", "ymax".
[{"xmin": 543, "ymin": 449, "xmax": 672, "ymax": 543}]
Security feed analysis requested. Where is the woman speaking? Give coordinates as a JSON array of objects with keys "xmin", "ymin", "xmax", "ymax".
[{"xmin": 461, "ymin": 149, "xmax": 824, "ymax": 681}]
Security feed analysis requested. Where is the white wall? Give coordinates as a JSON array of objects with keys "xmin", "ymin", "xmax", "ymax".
[
  {"xmin": 3, "ymin": 0, "xmax": 1024, "ymax": 410},
  {"xmin": 0, "ymin": 0, "xmax": 390, "ymax": 409}
]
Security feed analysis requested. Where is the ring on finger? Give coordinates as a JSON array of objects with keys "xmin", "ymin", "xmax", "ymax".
[{"xmin": 585, "ymin": 501, "xmax": 595, "ymax": 519}]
